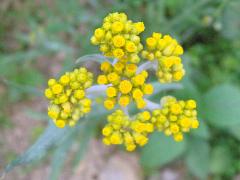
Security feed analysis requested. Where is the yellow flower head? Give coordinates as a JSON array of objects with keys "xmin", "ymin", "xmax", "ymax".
[
  {"xmin": 91, "ymin": 12, "xmax": 144, "ymax": 63},
  {"xmin": 102, "ymin": 109, "xmax": 153, "ymax": 151},
  {"xmin": 118, "ymin": 95, "xmax": 130, "ymax": 107},
  {"xmin": 45, "ymin": 67, "xmax": 93, "ymax": 128},
  {"xmin": 134, "ymin": 22, "xmax": 145, "ymax": 33},
  {"xmin": 151, "ymin": 96, "xmax": 199, "ymax": 141},
  {"xmin": 101, "ymin": 61, "xmax": 112, "ymax": 73},
  {"xmin": 45, "ymin": 12, "xmax": 199, "ymax": 153},
  {"xmin": 106, "ymin": 87, "xmax": 118, "ymax": 97},
  {"xmin": 119, "ymin": 80, "xmax": 133, "ymax": 94},
  {"xmin": 113, "ymin": 35, "xmax": 126, "ymax": 47},
  {"xmin": 97, "ymin": 60, "xmax": 153, "ymax": 110},
  {"xmin": 104, "ymin": 98, "xmax": 116, "ymax": 110},
  {"xmin": 97, "ymin": 75, "xmax": 108, "ymax": 85},
  {"xmin": 142, "ymin": 33, "xmax": 185, "ymax": 83}
]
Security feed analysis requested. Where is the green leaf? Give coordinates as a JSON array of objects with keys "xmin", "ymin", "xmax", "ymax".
[
  {"xmin": 203, "ymin": 84, "xmax": 240, "ymax": 127},
  {"xmin": 147, "ymin": 82, "xmax": 183, "ymax": 102},
  {"xmin": 72, "ymin": 126, "xmax": 93, "ymax": 169},
  {"xmin": 49, "ymin": 128, "xmax": 77, "ymax": 180},
  {"xmin": 227, "ymin": 125, "xmax": 240, "ymax": 141},
  {"xmin": 3, "ymin": 103, "xmax": 108, "ymax": 177},
  {"xmin": 140, "ymin": 132, "xmax": 186, "ymax": 170},
  {"xmin": 209, "ymin": 145, "xmax": 233, "ymax": 175},
  {"xmin": 185, "ymin": 137, "xmax": 210, "ymax": 179},
  {"xmin": 51, "ymin": 104, "xmax": 108, "ymax": 179},
  {"xmin": 152, "ymin": 82, "xmax": 183, "ymax": 93},
  {"xmin": 75, "ymin": 54, "xmax": 109, "ymax": 64},
  {"xmin": 4, "ymin": 122, "xmax": 69, "ymax": 173},
  {"xmin": 191, "ymin": 119, "xmax": 210, "ymax": 140},
  {"xmin": 221, "ymin": 0, "xmax": 240, "ymax": 40},
  {"xmin": 173, "ymin": 77, "xmax": 201, "ymax": 100}
]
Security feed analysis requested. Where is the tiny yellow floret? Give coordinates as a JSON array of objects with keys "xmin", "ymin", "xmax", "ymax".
[{"xmin": 119, "ymin": 80, "xmax": 132, "ymax": 94}]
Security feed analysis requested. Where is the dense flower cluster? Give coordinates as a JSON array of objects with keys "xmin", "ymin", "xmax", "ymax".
[
  {"xmin": 97, "ymin": 61, "xmax": 154, "ymax": 109},
  {"xmin": 45, "ymin": 68, "xmax": 93, "ymax": 128},
  {"xmin": 102, "ymin": 96, "xmax": 199, "ymax": 150},
  {"xmin": 102, "ymin": 110, "xmax": 153, "ymax": 151},
  {"xmin": 90, "ymin": 12, "xmax": 144, "ymax": 63},
  {"xmin": 151, "ymin": 96, "xmax": 199, "ymax": 141},
  {"xmin": 141, "ymin": 33, "xmax": 185, "ymax": 83},
  {"xmin": 44, "ymin": 12, "xmax": 199, "ymax": 152}
]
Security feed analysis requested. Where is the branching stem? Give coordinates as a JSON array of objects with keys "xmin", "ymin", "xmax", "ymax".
[
  {"xmin": 136, "ymin": 61, "xmax": 157, "ymax": 74},
  {"xmin": 144, "ymin": 98, "xmax": 161, "ymax": 111}
]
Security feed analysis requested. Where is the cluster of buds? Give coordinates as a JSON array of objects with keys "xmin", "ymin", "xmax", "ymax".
[
  {"xmin": 45, "ymin": 68, "xmax": 93, "ymax": 128},
  {"xmin": 97, "ymin": 60, "xmax": 154, "ymax": 109},
  {"xmin": 91, "ymin": 12, "xmax": 144, "ymax": 63},
  {"xmin": 151, "ymin": 96, "xmax": 199, "ymax": 142},
  {"xmin": 141, "ymin": 33, "xmax": 185, "ymax": 83},
  {"xmin": 102, "ymin": 110, "xmax": 153, "ymax": 151},
  {"xmin": 102, "ymin": 96, "xmax": 199, "ymax": 151},
  {"xmin": 44, "ymin": 12, "xmax": 199, "ymax": 151}
]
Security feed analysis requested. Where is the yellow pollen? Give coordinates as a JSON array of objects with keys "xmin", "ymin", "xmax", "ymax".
[
  {"xmin": 106, "ymin": 87, "xmax": 117, "ymax": 97},
  {"xmin": 126, "ymin": 41, "xmax": 137, "ymax": 52},
  {"xmin": 132, "ymin": 89, "xmax": 143, "ymax": 99},
  {"xmin": 52, "ymin": 84, "xmax": 63, "ymax": 94},
  {"xmin": 113, "ymin": 48, "xmax": 125, "ymax": 58},
  {"xmin": 119, "ymin": 80, "xmax": 132, "ymax": 94},
  {"xmin": 55, "ymin": 120, "xmax": 66, "ymax": 128},
  {"xmin": 97, "ymin": 75, "xmax": 108, "ymax": 84},
  {"xmin": 112, "ymin": 21, "xmax": 124, "ymax": 33},
  {"xmin": 112, "ymin": 35, "xmax": 126, "ymax": 47}
]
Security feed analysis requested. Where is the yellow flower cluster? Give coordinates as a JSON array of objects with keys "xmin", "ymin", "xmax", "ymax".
[
  {"xmin": 44, "ymin": 12, "xmax": 199, "ymax": 152},
  {"xmin": 97, "ymin": 61, "xmax": 154, "ymax": 109},
  {"xmin": 91, "ymin": 12, "xmax": 144, "ymax": 63},
  {"xmin": 142, "ymin": 33, "xmax": 185, "ymax": 83},
  {"xmin": 151, "ymin": 96, "xmax": 199, "ymax": 142},
  {"xmin": 102, "ymin": 110, "xmax": 153, "ymax": 151},
  {"xmin": 45, "ymin": 68, "xmax": 93, "ymax": 128}
]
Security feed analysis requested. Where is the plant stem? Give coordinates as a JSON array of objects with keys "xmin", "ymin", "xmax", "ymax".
[
  {"xmin": 86, "ymin": 84, "xmax": 110, "ymax": 97},
  {"xmin": 121, "ymin": 106, "xmax": 129, "ymax": 116},
  {"xmin": 136, "ymin": 61, "xmax": 156, "ymax": 74},
  {"xmin": 144, "ymin": 98, "xmax": 161, "ymax": 110}
]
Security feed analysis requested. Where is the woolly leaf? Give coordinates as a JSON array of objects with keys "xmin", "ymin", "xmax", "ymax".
[
  {"xmin": 191, "ymin": 119, "xmax": 210, "ymax": 140},
  {"xmin": 49, "ymin": 128, "xmax": 77, "ymax": 180},
  {"xmin": 185, "ymin": 137, "xmax": 210, "ymax": 179},
  {"xmin": 140, "ymin": 132, "xmax": 186, "ymax": 170},
  {"xmin": 4, "ymin": 122, "xmax": 69, "ymax": 173},
  {"xmin": 75, "ymin": 54, "xmax": 109, "ymax": 64},
  {"xmin": 203, "ymin": 84, "xmax": 240, "ymax": 127}
]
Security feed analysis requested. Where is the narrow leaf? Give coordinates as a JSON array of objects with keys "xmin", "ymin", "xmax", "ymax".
[
  {"xmin": 4, "ymin": 122, "xmax": 69, "ymax": 173},
  {"xmin": 75, "ymin": 54, "xmax": 109, "ymax": 64}
]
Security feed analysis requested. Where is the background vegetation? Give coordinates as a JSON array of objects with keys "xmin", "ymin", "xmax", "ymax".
[{"xmin": 1, "ymin": 0, "xmax": 240, "ymax": 179}]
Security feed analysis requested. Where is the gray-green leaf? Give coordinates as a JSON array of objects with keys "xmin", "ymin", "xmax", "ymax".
[
  {"xmin": 191, "ymin": 119, "xmax": 210, "ymax": 140},
  {"xmin": 202, "ymin": 84, "xmax": 240, "ymax": 127},
  {"xmin": 185, "ymin": 137, "xmax": 210, "ymax": 179},
  {"xmin": 4, "ymin": 122, "xmax": 69, "ymax": 173},
  {"xmin": 140, "ymin": 132, "xmax": 186, "ymax": 170},
  {"xmin": 75, "ymin": 54, "xmax": 109, "ymax": 64}
]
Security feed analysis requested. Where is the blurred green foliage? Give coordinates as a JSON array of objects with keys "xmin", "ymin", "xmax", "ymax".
[{"xmin": 1, "ymin": 0, "xmax": 240, "ymax": 179}]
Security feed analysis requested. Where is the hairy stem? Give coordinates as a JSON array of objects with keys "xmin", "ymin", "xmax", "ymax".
[
  {"xmin": 112, "ymin": 58, "xmax": 118, "ymax": 65},
  {"xmin": 136, "ymin": 61, "xmax": 157, "ymax": 74},
  {"xmin": 121, "ymin": 106, "xmax": 129, "ymax": 116},
  {"xmin": 144, "ymin": 98, "xmax": 161, "ymax": 110},
  {"xmin": 86, "ymin": 84, "xmax": 110, "ymax": 97}
]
